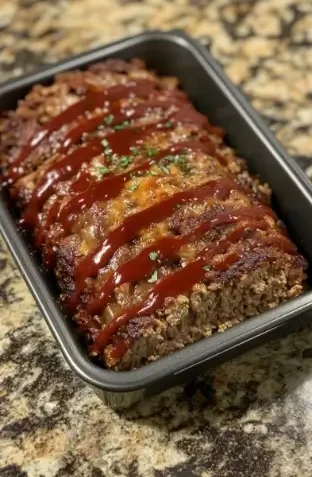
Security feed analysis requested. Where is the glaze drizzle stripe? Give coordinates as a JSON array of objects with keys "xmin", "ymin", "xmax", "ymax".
[{"xmin": 91, "ymin": 227, "xmax": 296, "ymax": 355}]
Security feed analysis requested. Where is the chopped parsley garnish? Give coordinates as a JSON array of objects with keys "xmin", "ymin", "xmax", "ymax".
[
  {"xmin": 149, "ymin": 170, "xmax": 159, "ymax": 176},
  {"xmin": 162, "ymin": 154, "xmax": 175, "ymax": 162},
  {"xmin": 97, "ymin": 165, "xmax": 110, "ymax": 178},
  {"xmin": 159, "ymin": 165, "xmax": 170, "ymax": 175},
  {"xmin": 149, "ymin": 251, "xmax": 158, "ymax": 261},
  {"xmin": 203, "ymin": 265, "xmax": 212, "ymax": 271},
  {"xmin": 165, "ymin": 120, "xmax": 173, "ymax": 128},
  {"xmin": 175, "ymin": 155, "xmax": 192, "ymax": 173},
  {"xmin": 160, "ymin": 153, "xmax": 191, "ymax": 174},
  {"xmin": 103, "ymin": 114, "xmax": 114, "ymax": 125},
  {"xmin": 114, "ymin": 120, "xmax": 130, "ymax": 130},
  {"xmin": 119, "ymin": 155, "xmax": 133, "ymax": 168},
  {"xmin": 101, "ymin": 138, "xmax": 109, "ymax": 148},
  {"xmin": 127, "ymin": 181, "xmax": 139, "ymax": 192},
  {"xmin": 145, "ymin": 147, "xmax": 158, "ymax": 157},
  {"xmin": 148, "ymin": 270, "xmax": 158, "ymax": 283}
]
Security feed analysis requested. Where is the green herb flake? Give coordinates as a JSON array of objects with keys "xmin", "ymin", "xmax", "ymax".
[
  {"xmin": 114, "ymin": 120, "xmax": 130, "ymax": 130},
  {"xmin": 127, "ymin": 181, "xmax": 139, "ymax": 192},
  {"xmin": 165, "ymin": 120, "xmax": 173, "ymax": 128},
  {"xmin": 145, "ymin": 147, "xmax": 158, "ymax": 157},
  {"xmin": 148, "ymin": 270, "xmax": 158, "ymax": 283},
  {"xmin": 161, "ymin": 153, "xmax": 192, "ymax": 174},
  {"xmin": 149, "ymin": 170, "xmax": 159, "ymax": 176},
  {"xmin": 101, "ymin": 138, "xmax": 109, "ymax": 148},
  {"xmin": 159, "ymin": 165, "xmax": 170, "ymax": 175},
  {"xmin": 159, "ymin": 154, "xmax": 190, "ymax": 174},
  {"xmin": 119, "ymin": 156, "xmax": 133, "ymax": 168},
  {"xmin": 97, "ymin": 165, "xmax": 110, "ymax": 178},
  {"xmin": 162, "ymin": 154, "xmax": 175, "ymax": 163},
  {"xmin": 203, "ymin": 265, "xmax": 212, "ymax": 271},
  {"xmin": 149, "ymin": 251, "xmax": 158, "ymax": 261},
  {"xmin": 103, "ymin": 114, "xmax": 114, "ymax": 125}
]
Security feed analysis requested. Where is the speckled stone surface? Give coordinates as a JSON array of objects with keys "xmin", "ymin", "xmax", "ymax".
[{"xmin": 0, "ymin": 1, "xmax": 312, "ymax": 476}]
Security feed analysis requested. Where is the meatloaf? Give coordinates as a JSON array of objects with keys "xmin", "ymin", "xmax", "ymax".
[{"xmin": 0, "ymin": 58, "xmax": 307, "ymax": 370}]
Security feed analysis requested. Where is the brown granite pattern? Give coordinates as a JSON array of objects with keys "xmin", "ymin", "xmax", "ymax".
[{"xmin": 0, "ymin": 1, "xmax": 312, "ymax": 476}]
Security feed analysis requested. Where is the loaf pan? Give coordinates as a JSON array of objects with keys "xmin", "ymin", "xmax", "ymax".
[{"xmin": 1, "ymin": 30, "xmax": 312, "ymax": 409}]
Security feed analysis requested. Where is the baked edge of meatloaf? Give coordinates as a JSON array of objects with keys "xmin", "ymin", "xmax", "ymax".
[{"xmin": 0, "ymin": 58, "xmax": 307, "ymax": 370}]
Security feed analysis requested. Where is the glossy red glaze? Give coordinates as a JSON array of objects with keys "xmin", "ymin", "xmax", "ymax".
[
  {"xmin": 7, "ymin": 79, "xmax": 158, "ymax": 182},
  {"xmin": 22, "ymin": 138, "xmax": 104, "ymax": 226},
  {"xmin": 109, "ymin": 338, "xmax": 130, "ymax": 361},
  {"xmin": 91, "ymin": 223, "xmax": 296, "ymax": 355},
  {"xmin": 24, "ymin": 100, "xmax": 184, "ymax": 239},
  {"xmin": 5, "ymin": 73, "xmax": 296, "ymax": 363},
  {"xmin": 87, "ymin": 217, "xmax": 270, "ymax": 316},
  {"xmin": 24, "ymin": 96, "xmax": 201, "ymax": 235},
  {"xmin": 18, "ymin": 79, "xmax": 227, "ymax": 250},
  {"xmin": 68, "ymin": 188, "xmax": 272, "ymax": 311},
  {"xmin": 57, "ymin": 137, "xmax": 217, "ymax": 231}
]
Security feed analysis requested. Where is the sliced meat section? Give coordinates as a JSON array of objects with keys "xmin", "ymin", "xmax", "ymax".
[{"xmin": 0, "ymin": 58, "xmax": 307, "ymax": 370}]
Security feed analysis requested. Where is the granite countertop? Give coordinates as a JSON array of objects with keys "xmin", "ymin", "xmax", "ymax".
[{"xmin": 1, "ymin": 1, "xmax": 312, "ymax": 476}]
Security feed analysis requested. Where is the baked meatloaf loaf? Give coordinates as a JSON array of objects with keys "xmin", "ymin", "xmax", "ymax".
[{"xmin": 0, "ymin": 58, "xmax": 307, "ymax": 370}]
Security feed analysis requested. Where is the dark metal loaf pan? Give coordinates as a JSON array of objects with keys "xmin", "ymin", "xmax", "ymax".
[{"xmin": 1, "ymin": 31, "xmax": 312, "ymax": 409}]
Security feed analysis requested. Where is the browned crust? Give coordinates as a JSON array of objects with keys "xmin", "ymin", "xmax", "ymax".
[{"xmin": 0, "ymin": 58, "xmax": 307, "ymax": 371}]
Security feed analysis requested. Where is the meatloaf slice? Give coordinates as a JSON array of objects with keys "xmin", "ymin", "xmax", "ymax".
[{"xmin": 0, "ymin": 58, "xmax": 307, "ymax": 370}]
